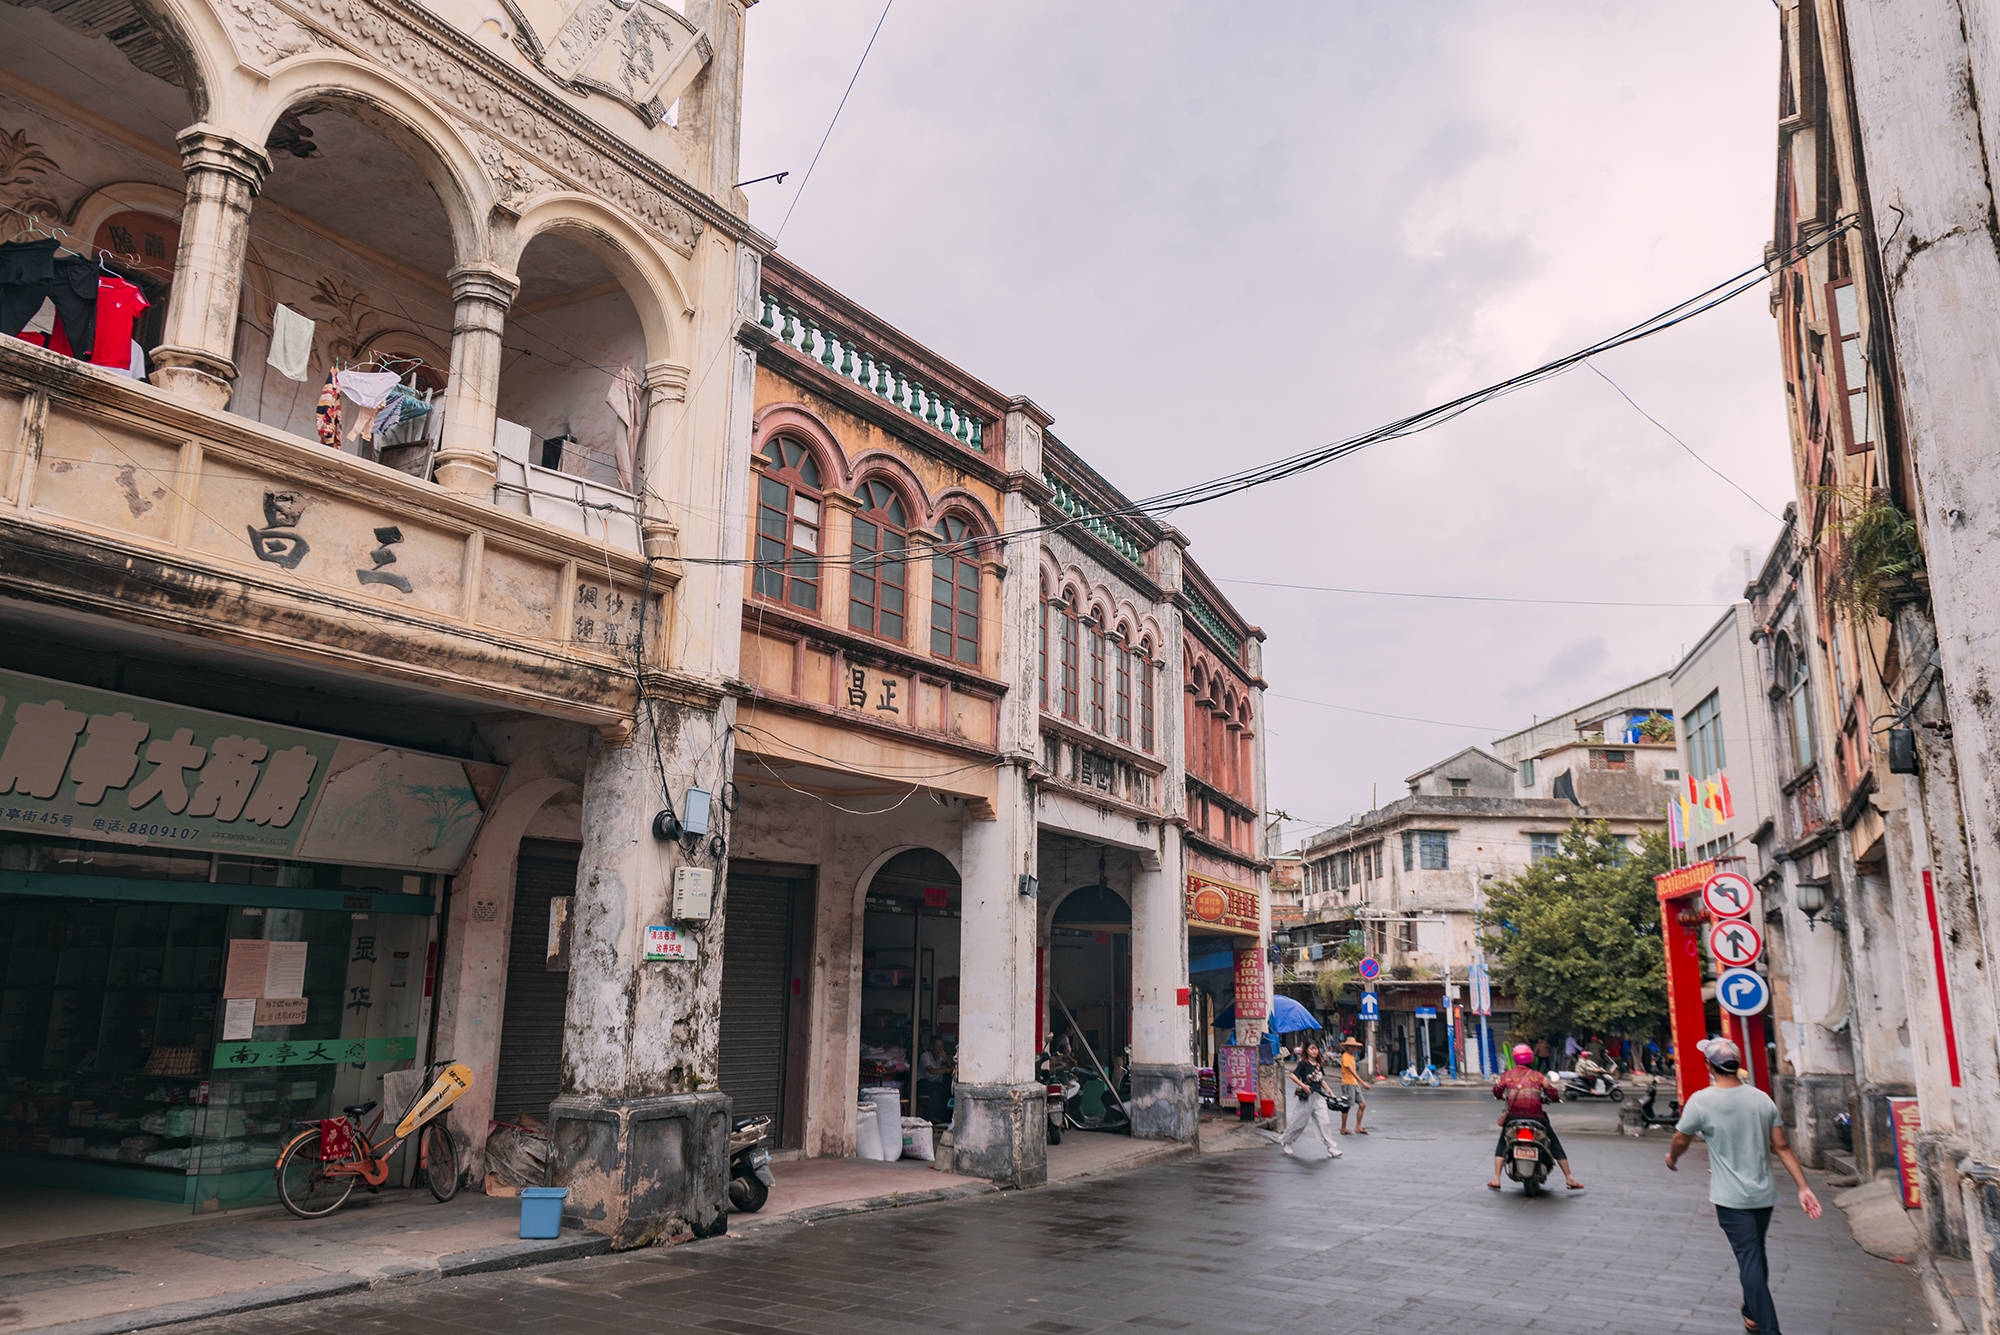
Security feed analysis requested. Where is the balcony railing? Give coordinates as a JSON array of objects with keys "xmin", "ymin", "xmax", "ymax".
[
  {"xmin": 0, "ymin": 344, "xmax": 668, "ymax": 733},
  {"xmin": 756, "ymin": 293, "xmax": 987, "ymax": 453},
  {"xmin": 1786, "ymin": 770, "xmax": 1828, "ymax": 844}
]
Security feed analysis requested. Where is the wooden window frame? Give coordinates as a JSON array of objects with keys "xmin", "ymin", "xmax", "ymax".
[
  {"xmin": 1038, "ymin": 595, "xmax": 1049, "ymax": 708},
  {"xmin": 1059, "ymin": 600, "xmax": 1080, "ymax": 720},
  {"xmin": 1088, "ymin": 620, "xmax": 1107, "ymax": 733},
  {"xmin": 752, "ymin": 436, "xmax": 824, "ymax": 615},
  {"xmin": 1114, "ymin": 633, "xmax": 1132, "ymax": 743},
  {"xmin": 930, "ymin": 515, "xmax": 981, "ymax": 666},
  {"xmin": 847, "ymin": 480, "xmax": 910, "ymax": 643},
  {"xmin": 1825, "ymin": 279, "xmax": 1875, "ymax": 454},
  {"xmin": 1138, "ymin": 651, "xmax": 1155, "ymax": 751}
]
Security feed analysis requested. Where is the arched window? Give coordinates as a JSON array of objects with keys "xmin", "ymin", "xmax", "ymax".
[
  {"xmin": 849, "ymin": 479, "xmax": 909, "ymax": 641},
  {"xmin": 1113, "ymin": 629, "xmax": 1132, "ymax": 743},
  {"xmin": 1058, "ymin": 596, "xmax": 1080, "ymax": 719},
  {"xmin": 931, "ymin": 514, "xmax": 981, "ymax": 666},
  {"xmin": 1038, "ymin": 578, "xmax": 1050, "ymax": 708},
  {"xmin": 1088, "ymin": 616, "xmax": 1107, "ymax": 733},
  {"xmin": 1138, "ymin": 642, "xmax": 1155, "ymax": 752},
  {"xmin": 754, "ymin": 436, "xmax": 823, "ymax": 612}
]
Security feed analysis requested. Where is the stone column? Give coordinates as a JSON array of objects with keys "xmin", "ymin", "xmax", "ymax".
[
  {"xmin": 151, "ymin": 126, "xmax": 270, "ymax": 410},
  {"xmin": 951, "ymin": 757, "xmax": 1045, "ymax": 1186},
  {"xmin": 904, "ymin": 530, "xmax": 936, "ymax": 659},
  {"xmin": 549, "ymin": 700, "xmax": 733, "ymax": 1247},
  {"xmin": 1129, "ymin": 823, "xmax": 1195, "ymax": 1141},
  {"xmin": 818, "ymin": 492, "xmax": 857, "ymax": 625},
  {"xmin": 432, "ymin": 263, "xmax": 519, "ymax": 498},
  {"xmin": 635, "ymin": 359, "xmax": 690, "ymax": 558}
]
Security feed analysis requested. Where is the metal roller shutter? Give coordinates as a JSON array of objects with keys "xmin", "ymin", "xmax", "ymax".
[
  {"xmin": 718, "ymin": 874, "xmax": 794, "ymax": 1133},
  {"xmin": 490, "ymin": 847, "xmax": 576, "ymax": 1125}
]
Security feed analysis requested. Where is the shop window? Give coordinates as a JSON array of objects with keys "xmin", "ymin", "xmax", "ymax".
[
  {"xmin": 753, "ymin": 437, "xmax": 822, "ymax": 613},
  {"xmin": 848, "ymin": 480, "xmax": 909, "ymax": 641},
  {"xmin": 930, "ymin": 515, "xmax": 981, "ymax": 666}
]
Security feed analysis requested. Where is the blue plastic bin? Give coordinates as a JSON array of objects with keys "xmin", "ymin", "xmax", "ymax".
[{"xmin": 520, "ymin": 1186, "xmax": 568, "ymax": 1239}]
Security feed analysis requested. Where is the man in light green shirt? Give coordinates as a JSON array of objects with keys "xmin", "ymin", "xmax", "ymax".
[{"xmin": 1666, "ymin": 1038, "xmax": 1822, "ymax": 1334}]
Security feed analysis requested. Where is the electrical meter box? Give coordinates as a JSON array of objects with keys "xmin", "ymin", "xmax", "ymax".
[{"xmin": 672, "ymin": 866, "xmax": 715, "ymax": 921}]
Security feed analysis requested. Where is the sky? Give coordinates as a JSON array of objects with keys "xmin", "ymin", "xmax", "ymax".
[{"xmin": 736, "ymin": 2, "xmax": 1789, "ymax": 847}]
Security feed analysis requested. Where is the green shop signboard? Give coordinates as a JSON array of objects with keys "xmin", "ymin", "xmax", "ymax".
[
  {"xmin": 0, "ymin": 668, "xmax": 504, "ymax": 871},
  {"xmin": 213, "ymin": 1035, "xmax": 418, "ymax": 1068}
]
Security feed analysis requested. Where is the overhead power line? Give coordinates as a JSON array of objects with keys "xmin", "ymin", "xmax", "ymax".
[
  {"xmin": 1270, "ymin": 692, "xmax": 1505, "ymax": 732},
  {"xmin": 775, "ymin": 0, "xmax": 895, "ymax": 241},
  {"xmin": 1583, "ymin": 361, "xmax": 1782, "ymax": 520},
  {"xmin": 1214, "ymin": 577, "xmax": 1729, "ymax": 609}
]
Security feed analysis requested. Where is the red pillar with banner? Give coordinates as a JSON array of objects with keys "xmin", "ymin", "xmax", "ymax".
[{"xmin": 1656, "ymin": 861, "xmax": 1716, "ymax": 1105}]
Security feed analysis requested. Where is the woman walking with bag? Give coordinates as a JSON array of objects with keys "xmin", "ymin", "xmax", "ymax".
[{"xmin": 1281, "ymin": 1040, "xmax": 1343, "ymax": 1160}]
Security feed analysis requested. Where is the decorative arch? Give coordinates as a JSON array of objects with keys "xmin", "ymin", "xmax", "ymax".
[
  {"xmin": 1137, "ymin": 615, "xmax": 1165, "ymax": 655},
  {"xmin": 752, "ymin": 403, "xmax": 851, "ymax": 487},
  {"xmin": 844, "ymin": 449, "xmax": 931, "ymax": 526},
  {"xmin": 248, "ymin": 57, "xmax": 494, "ymax": 265},
  {"xmin": 849, "ymin": 843, "xmax": 963, "ymax": 919},
  {"xmin": 504, "ymin": 195, "xmax": 691, "ymax": 366},
  {"xmin": 930, "ymin": 487, "xmax": 1000, "ymax": 544},
  {"xmin": 129, "ymin": 0, "xmax": 229, "ymax": 122}
]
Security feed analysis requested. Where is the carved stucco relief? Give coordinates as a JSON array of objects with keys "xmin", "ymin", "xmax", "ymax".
[
  {"xmin": 264, "ymin": 0, "xmax": 706, "ymax": 256},
  {"xmin": 219, "ymin": 0, "xmax": 329, "ymax": 66}
]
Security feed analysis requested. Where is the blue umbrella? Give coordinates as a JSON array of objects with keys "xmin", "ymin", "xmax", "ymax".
[{"xmin": 1211, "ymin": 995, "xmax": 1323, "ymax": 1034}]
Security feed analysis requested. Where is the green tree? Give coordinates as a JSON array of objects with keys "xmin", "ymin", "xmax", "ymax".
[{"xmin": 1477, "ymin": 822, "xmax": 1669, "ymax": 1043}]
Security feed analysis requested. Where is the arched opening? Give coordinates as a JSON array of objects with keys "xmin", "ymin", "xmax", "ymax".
[
  {"xmin": 225, "ymin": 99, "xmax": 464, "ymax": 471},
  {"xmin": 859, "ymin": 848, "xmax": 960, "ymax": 1129},
  {"xmin": 492, "ymin": 229, "xmax": 650, "ymax": 530},
  {"xmin": 1041, "ymin": 840, "xmax": 1133, "ymax": 1080},
  {"xmin": 0, "ymin": 0, "xmax": 202, "ymax": 374}
]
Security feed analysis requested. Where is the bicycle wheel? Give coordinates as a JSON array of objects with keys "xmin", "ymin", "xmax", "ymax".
[
  {"xmin": 422, "ymin": 1122, "xmax": 460, "ymax": 1202},
  {"xmin": 275, "ymin": 1128, "xmax": 356, "ymax": 1219},
  {"xmin": 1425, "ymin": 1069, "xmax": 1440, "ymax": 1087}
]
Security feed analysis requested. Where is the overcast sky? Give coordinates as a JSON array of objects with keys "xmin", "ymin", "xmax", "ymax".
[{"xmin": 738, "ymin": 2, "xmax": 1787, "ymax": 846}]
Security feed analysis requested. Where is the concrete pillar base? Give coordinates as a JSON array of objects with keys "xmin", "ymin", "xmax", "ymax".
[
  {"xmin": 1916, "ymin": 1133, "xmax": 1972, "ymax": 1259},
  {"xmin": 1788, "ymin": 1071, "xmax": 1857, "ymax": 1169},
  {"xmin": 1128, "ymin": 1063, "xmax": 1198, "ymax": 1143},
  {"xmin": 549, "ymin": 1091, "xmax": 730, "ymax": 1249},
  {"xmin": 1960, "ymin": 1162, "xmax": 2000, "ymax": 1331},
  {"xmin": 148, "ymin": 353, "xmax": 233, "ymax": 412},
  {"xmin": 951, "ymin": 1081, "xmax": 1046, "ymax": 1188}
]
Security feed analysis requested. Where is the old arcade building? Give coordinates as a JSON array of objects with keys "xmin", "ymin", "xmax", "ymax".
[
  {"xmin": 725, "ymin": 257, "xmax": 1273, "ymax": 1187},
  {"xmin": 1178, "ymin": 565, "xmax": 1269, "ymax": 1079},
  {"xmin": 725, "ymin": 254, "xmax": 1029, "ymax": 1177},
  {"xmin": 0, "ymin": 0, "xmax": 762, "ymax": 1246}
]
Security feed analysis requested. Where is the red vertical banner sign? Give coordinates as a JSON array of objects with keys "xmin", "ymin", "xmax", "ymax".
[
  {"xmin": 1233, "ymin": 949, "xmax": 1268, "ymax": 1019},
  {"xmin": 1887, "ymin": 1097, "xmax": 1923, "ymax": 1208},
  {"xmin": 1920, "ymin": 871, "xmax": 1963, "ymax": 1086},
  {"xmin": 1656, "ymin": 862, "xmax": 1717, "ymax": 1105}
]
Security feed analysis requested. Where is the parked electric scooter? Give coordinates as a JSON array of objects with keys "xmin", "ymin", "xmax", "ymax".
[
  {"xmin": 1501, "ymin": 1116, "xmax": 1558, "ymax": 1195},
  {"xmin": 726, "ymin": 1114, "xmax": 775, "ymax": 1213},
  {"xmin": 1050, "ymin": 993, "xmax": 1131, "ymax": 1135},
  {"xmin": 1630, "ymin": 1079, "xmax": 1681, "ymax": 1131}
]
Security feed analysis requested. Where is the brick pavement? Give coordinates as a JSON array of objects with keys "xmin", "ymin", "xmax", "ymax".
[{"xmin": 155, "ymin": 1090, "xmax": 1933, "ymax": 1335}]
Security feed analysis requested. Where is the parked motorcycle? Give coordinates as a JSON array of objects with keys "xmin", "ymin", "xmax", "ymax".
[
  {"xmin": 1034, "ymin": 1051, "xmax": 1066, "ymax": 1146},
  {"xmin": 1062, "ymin": 1069, "xmax": 1130, "ymax": 1133},
  {"xmin": 1630, "ymin": 1079, "xmax": 1681, "ymax": 1131},
  {"xmin": 726, "ymin": 1114, "xmax": 775, "ymax": 1213},
  {"xmin": 1501, "ymin": 1116, "xmax": 1558, "ymax": 1195},
  {"xmin": 1558, "ymin": 1067, "xmax": 1625, "ymax": 1103}
]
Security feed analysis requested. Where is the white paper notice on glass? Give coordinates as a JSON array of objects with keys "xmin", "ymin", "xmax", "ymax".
[
  {"xmin": 222, "ymin": 939, "xmax": 270, "ymax": 998},
  {"xmin": 264, "ymin": 942, "xmax": 308, "ymax": 998},
  {"xmin": 221, "ymin": 997, "xmax": 257, "ymax": 1041}
]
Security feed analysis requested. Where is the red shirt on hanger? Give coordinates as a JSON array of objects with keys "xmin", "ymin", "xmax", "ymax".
[{"xmin": 48, "ymin": 275, "xmax": 148, "ymax": 369}]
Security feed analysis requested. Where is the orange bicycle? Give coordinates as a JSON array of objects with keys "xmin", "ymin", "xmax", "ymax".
[{"xmin": 273, "ymin": 1059, "xmax": 472, "ymax": 1218}]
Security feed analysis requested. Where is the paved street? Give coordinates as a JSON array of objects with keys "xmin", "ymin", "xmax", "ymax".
[{"xmin": 156, "ymin": 1088, "xmax": 1931, "ymax": 1335}]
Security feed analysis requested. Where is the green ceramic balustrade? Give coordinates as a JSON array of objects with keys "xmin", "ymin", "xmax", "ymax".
[
  {"xmin": 1187, "ymin": 595, "xmax": 1243, "ymax": 656},
  {"xmin": 1042, "ymin": 472, "xmax": 1145, "ymax": 569},
  {"xmin": 759, "ymin": 293, "xmax": 986, "ymax": 452}
]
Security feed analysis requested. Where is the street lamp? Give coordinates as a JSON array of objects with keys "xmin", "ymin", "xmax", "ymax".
[{"xmin": 1793, "ymin": 879, "xmax": 1843, "ymax": 931}]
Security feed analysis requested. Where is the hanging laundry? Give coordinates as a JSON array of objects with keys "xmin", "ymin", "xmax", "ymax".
[
  {"xmin": 267, "ymin": 304, "xmax": 314, "ymax": 381},
  {"xmin": 54, "ymin": 274, "xmax": 145, "ymax": 369},
  {"xmin": 0, "ymin": 240, "xmax": 98, "ymax": 356},
  {"xmin": 334, "ymin": 369, "xmax": 400, "ymax": 410},
  {"xmin": 606, "ymin": 365, "xmax": 642, "ymax": 490},
  {"xmin": 315, "ymin": 372, "xmax": 342, "ymax": 446}
]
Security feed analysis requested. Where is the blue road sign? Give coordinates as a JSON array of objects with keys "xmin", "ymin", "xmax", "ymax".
[
  {"xmin": 1413, "ymin": 1007, "xmax": 1438, "ymax": 1019},
  {"xmin": 1359, "ymin": 992, "xmax": 1380, "ymax": 1023},
  {"xmin": 1359, "ymin": 957, "xmax": 1380, "ymax": 980},
  {"xmin": 1717, "ymin": 967, "xmax": 1771, "ymax": 1017}
]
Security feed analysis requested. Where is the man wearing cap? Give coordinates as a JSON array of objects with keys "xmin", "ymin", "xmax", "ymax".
[
  {"xmin": 1336, "ymin": 1036, "xmax": 1372, "ymax": 1136},
  {"xmin": 1666, "ymin": 1037, "xmax": 1822, "ymax": 1334}
]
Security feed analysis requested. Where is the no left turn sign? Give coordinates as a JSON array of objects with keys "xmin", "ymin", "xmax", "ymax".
[
  {"xmin": 1708, "ymin": 918, "xmax": 1764, "ymax": 969},
  {"xmin": 1702, "ymin": 871, "xmax": 1756, "ymax": 919}
]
